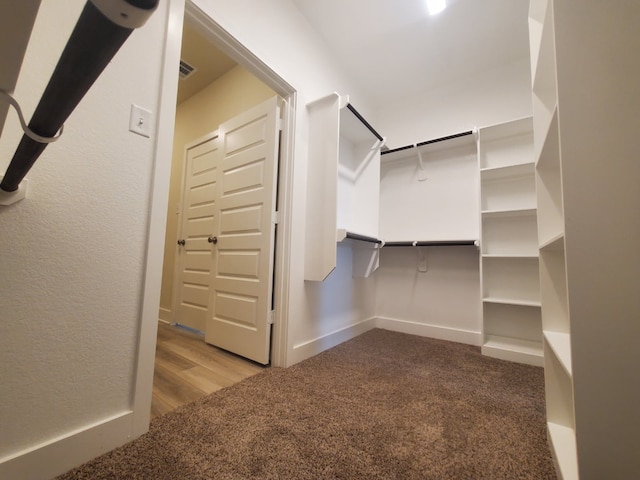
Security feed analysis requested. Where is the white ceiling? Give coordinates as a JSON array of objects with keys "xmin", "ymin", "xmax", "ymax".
[
  {"xmin": 179, "ymin": 0, "xmax": 531, "ymax": 108},
  {"xmin": 292, "ymin": 0, "xmax": 531, "ymax": 108}
]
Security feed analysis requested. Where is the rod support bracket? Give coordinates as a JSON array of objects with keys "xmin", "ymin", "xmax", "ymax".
[{"xmin": 0, "ymin": 176, "xmax": 28, "ymax": 205}]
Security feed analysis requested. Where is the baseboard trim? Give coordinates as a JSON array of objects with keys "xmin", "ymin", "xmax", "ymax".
[
  {"xmin": 289, "ymin": 317, "xmax": 377, "ymax": 365},
  {"xmin": 158, "ymin": 307, "xmax": 172, "ymax": 323},
  {"xmin": 374, "ymin": 316, "xmax": 482, "ymax": 346},
  {"xmin": 0, "ymin": 411, "xmax": 134, "ymax": 480}
]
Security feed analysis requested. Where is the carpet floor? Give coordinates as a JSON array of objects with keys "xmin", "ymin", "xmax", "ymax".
[{"xmin": 56, "ymin": 329, "xmax": 555, "ymax": 479}]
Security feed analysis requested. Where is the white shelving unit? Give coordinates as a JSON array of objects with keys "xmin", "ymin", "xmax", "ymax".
[
  {"xmin": 478, "ymin": 117, "xmax": 542, "ymax": 366},
  {"xmin": 529, "ymin": 1, "xmax": 576, "ymax": 478},
  {"xmin": 305, "ymin": 93, "xmax": 385, "ymax": 281},
  {"xmin": 530, "ymin": 1, "xmax": 640, "ymax": 478}
]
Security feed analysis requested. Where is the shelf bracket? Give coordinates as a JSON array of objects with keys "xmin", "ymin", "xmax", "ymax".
[
  {"xmin": 416, "ymin": 146, "xmax": 428, "ymax": 182},
  {"xmin": 417, "ymin": 246, "xmax": 428, "ymax": 272},
  {"xmin": 0, "ymin": 176, "xmax": 28, "ymax": 205}
]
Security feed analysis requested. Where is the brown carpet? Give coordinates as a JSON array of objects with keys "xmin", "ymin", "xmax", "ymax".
[{"xmin": 56, "ymin": 329, "xmax": 555, "ymax": 479}]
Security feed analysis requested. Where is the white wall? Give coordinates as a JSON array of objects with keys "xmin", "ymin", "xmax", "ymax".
[
  {"xmin": 0, "ymin": 0, "xmax": 169, "ymax": 477},
  {"xmin": 377, "ymin": 58, "xmax": 532, "ymax": 148},
  {"xmin": 371, "ymin": 57, "xmax": 532, "ymax": 344},
  {"xmin": 375, "ymin": 246, "xmax": 482, "ymax": 344}
]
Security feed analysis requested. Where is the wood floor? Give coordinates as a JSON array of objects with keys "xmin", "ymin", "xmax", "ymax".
[{"xmin": 151, "ymin": 322, "xmax": 265, "ymax": 419}]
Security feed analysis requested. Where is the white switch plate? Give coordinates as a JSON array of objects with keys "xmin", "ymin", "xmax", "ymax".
[{"xmin": 129, "ymin": 104, "xmax": 152, "ymax": 138}]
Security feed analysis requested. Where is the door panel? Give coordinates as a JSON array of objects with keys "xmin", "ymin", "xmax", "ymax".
[
  {"xmin": 206, "ymin": 96, "xmax": 280, "ymax": 364},
  {"xmin": 175, "ymin": 135, "xmax": 219, "ymax": 331}
]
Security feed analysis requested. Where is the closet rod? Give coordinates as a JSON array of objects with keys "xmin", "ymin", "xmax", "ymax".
[
  {"xmin": 381, "ymin": 130, "xmax": 474, "ymax": 156},
  {"xmin": 0, "ymin": 0, "xmax": 159, "ymax": 194},
  {"xmin": 416, "ymin": 130, "xmax": 473, "ymax": 147},
  {"xmin": 345, "ymin": 103, "xmax": 384, "ymax": 142},
  {"xmin": 384, "ymin": 240, "xmax": 476, "ymax": 247},
  {"xmin": 345, "ymin": 232, "xmax": 382, "ymax": 244}
]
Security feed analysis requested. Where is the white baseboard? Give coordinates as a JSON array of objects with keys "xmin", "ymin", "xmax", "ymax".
[
  {"xmin": 0, "ymin": 411, "xmax": 136, "ymax": 480},
  {"xmin": 374, "ymin": 316, "xmax": 482, "ymax": 346},
  {"xmin": 289, "ymin": 317, "xmax": 377, "ymax": 365},
  {"xmin": 158, "ymin": 307, "xmax": 172, "ymax": 323}
]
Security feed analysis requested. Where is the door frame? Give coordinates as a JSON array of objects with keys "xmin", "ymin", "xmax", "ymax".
[{"xmin": 132, "ymin": 0, "xmax": 295, "ymax": 436}]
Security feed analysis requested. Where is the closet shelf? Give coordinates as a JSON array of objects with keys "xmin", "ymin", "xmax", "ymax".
[
  {"xmin": 544, "ymin": 330, "xmax": 572, "ymax": 376},
  {"xmin": 481, "ymin": 254, "xmax": 539, "ymax": 259},
  {"xmin": 480, "ymin": 162, "xmax": 535, "ymax": 181},
  {"xmin": 483, "ymin": 297, "xmax": 541, "ymax": 308},
  {"xmin": 547, "ymin": 422, "xmax": 578, "ymax": 480},
  {"xmin": 337, "ymin": 229, "xmax": 381, "ymax": 244},
  {"xmin": 482, "ymin": 335, "xmax": 544, "ymax": 366},
  {"xmin": 539, "ymin": 231, "xmax": 564, "ymax": 251},
  {"xmin": 481, "ymin": 208, "xmax": 537, "ymax": 219}
]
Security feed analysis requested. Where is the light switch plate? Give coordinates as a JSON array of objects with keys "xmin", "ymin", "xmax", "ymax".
[{"xmin": 129, "ymin": 104, "xmax": 152, "ymax": 138}]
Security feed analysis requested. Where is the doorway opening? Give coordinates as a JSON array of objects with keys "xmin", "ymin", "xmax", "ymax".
[{"xmin": 151, "ymin": 0, "xmax": 295, "ymax": 416}]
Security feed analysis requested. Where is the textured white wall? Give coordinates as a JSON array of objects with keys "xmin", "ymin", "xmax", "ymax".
[
  {"xmin": 377, "ymin": 58, "xmax": 533, "ymax": 149},
  {"xmin": 0, "ymin": 0, "xmax": 166, "ymax": 464},
  {"xmin": 371, "ymin": 57, "xmax": 532, "ymax": 343}
]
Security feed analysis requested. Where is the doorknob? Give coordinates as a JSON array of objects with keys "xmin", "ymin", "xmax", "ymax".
[
  {"xmin": 208, "ymin": 236, "xmax": 218, "ymax": 245},
  {"xmin": 177, "ymin": 239, "xmax": 185, "ymax": 246}
]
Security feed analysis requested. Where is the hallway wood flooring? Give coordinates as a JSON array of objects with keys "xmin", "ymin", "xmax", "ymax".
[{"xmin": 151, "ymin": 322, "xmax": 265, "ymax": 419}]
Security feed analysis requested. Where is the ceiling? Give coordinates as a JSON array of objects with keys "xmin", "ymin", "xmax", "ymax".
[
  {"xmin": 178, "ymin": 0, "xmax": 530, "ymax": 108},
  {"xmin": 176, "ymin": 22, "xmax": 236, "ymax": 104},
  {"xmin": 293, "ymin": 0, "xmax": 530, "ymax": 108}
]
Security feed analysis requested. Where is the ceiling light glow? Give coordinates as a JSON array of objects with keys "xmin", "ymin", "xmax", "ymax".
[{"xmin": 426, "ymin": 0, "xmax": 447, "ymax": 15}]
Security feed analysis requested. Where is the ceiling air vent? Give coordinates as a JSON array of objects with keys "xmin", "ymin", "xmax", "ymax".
[{"xmin": 179, "ymin": 59, "xmax": 197, "ymax": 79}]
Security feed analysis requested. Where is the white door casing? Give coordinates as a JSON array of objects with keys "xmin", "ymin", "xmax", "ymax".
[
  {"xmin": 205, "ymin": 96, "xmax": 280, "ymax": 364},
  {"xmin": 174, "ymin": 133, "xmax": 220, "ymax": 332}
]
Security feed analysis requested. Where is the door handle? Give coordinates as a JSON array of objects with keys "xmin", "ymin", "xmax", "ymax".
[
  {"xmin": 208, "ymin": 236, "xmax": 218, "ymax": 245},
  {"xmin": 177, "ymin": 239, "xmax": 185, "ymax": 246}
]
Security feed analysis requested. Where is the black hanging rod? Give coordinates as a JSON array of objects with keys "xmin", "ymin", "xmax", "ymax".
[
  {"xmin": 342, "ymin": 233, "xmax": 476, "ymax": 247},
  {"xmin": 381, "ymin": 144, "xmax": 414, "ymax": 155},
  {"xmin": 417, "ymin": 130, "xmax": 474, "ymax": 147},
  {"xmin": 345, "ymin": 103, "xmax": 384, "ymax": 142},
  {"xmin": 0, "ymin": 0, "xmax": 159, "ymax": 193},
  {"xmin": 381, "ymin": 130, "xmax": 474, "ymax": 156},
  {"xmin": 345, "ymin": 232, "xmax": 382, "ymax": 244},
  {"xmin": 384, "ymin": 240, "xmax": 477, "ymax": 247}
]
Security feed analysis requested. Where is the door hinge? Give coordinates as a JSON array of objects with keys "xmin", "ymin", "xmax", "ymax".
[
  {"xmin": 276, "ymin": 117, "xmax": 284, "ymax": 131},
  {"xmin": 272, "ymin": 211, "xmax": 279, "ymax": 224},
  {"xmin": 268, "ymin": 310, "xmax": 275, "ymax": 325}
]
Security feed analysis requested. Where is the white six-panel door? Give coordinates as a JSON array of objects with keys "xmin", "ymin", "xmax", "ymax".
[
  {"xmin": 175, "ymin": 134, "xmax": 220, "ymax": 332},
  {"xmin": 205, "ymin": 96, "xmax": 280, "ymax": 364}
]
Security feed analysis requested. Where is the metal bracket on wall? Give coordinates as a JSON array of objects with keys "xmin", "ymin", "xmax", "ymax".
[
  {"xmin": 417, "ymin": 247, "xmax": 428, "ymax": 273},
  {"xmin": 0, "ymin": 175, "xmax": 27, "ymax": 205}
]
